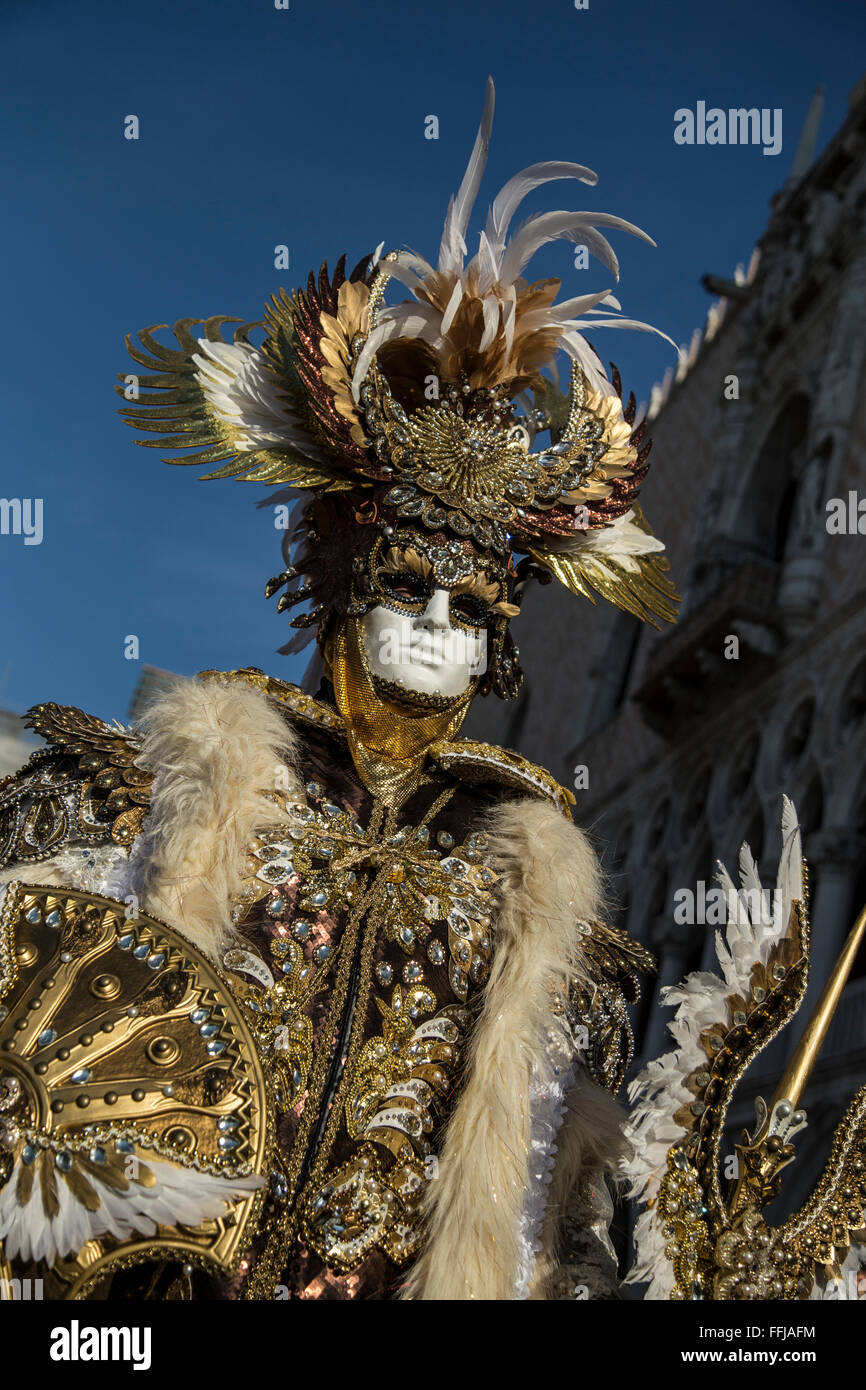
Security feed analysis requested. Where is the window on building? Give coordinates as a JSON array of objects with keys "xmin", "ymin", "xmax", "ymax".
[{"xmin": 736, "ymin": 391, "xmax": 811, "ymax": 559}]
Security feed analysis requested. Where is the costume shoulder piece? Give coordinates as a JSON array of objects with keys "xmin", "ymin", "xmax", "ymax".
[
  {"xmin": 200, "ymin": 668, "xmax": 575, "ymax": 814},
  {"xmin": 0, "ymin": 882, "xmax": 270, "ymax": 1297},
  {"xmin": 427, "ymin": 738, "xmax": 576, "ymax": 817},
  {"xmin": 0, "ymin": 704, "xmax": 153, "ymax": 872},
  {"xmin": 198, "ymin": 667, "xmax": 343, "ymax": 737}
]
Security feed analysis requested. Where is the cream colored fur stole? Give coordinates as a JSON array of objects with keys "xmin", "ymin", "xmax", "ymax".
[
  {"xmin": 129, "ymin": 678, "xmax": 299, "ymax": 962},
  {"xmin": 401, "ymin": 799, "xmax": 625, "ymax": 1300},
  {"xmin": 6, "ymin": 677, "xmax": 625, "ymax": 1299}
]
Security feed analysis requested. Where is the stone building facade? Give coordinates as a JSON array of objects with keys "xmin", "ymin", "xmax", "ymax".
[{"xmin": 466, "ymin": 76, "xmax": 866, "ymax": 1227}]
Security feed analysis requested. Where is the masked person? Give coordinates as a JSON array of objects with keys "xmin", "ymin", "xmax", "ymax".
[{"xmin": 0, "ymin": 80, "xmax": 676, "ymax": 1300}]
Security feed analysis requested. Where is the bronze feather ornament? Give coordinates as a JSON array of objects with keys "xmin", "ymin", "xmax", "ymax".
[{"xmin": 117, "ymin": 77, "xmax": 680, "ymax": 645}]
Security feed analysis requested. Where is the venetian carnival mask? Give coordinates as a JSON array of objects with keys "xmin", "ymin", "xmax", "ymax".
[
  {"xmin": 359, "ymin": 536, "xmax": 518, "ymax": 702},
  {"xmin": 361, "ymin": 594, "xmax": 486, "ymax": 701}
]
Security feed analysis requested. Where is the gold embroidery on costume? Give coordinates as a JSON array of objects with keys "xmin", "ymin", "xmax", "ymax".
[
  {"xmin": 301, "ymin": 985, "xmax": 470, "ymax": 1270},
  {"xmin": 348, "ymin": 987, "xmax": 467, "ymax": 1148},
  {"xmin": 235, "ymin": 784, "xmax": 497, "ymax": 1005},
  {"xmin": 225, "ymin": 765, "xmax": 498, "ymax": 1276},
  {"xmin": 239, "ymin": 794, "xmax": 365, "ymax": 919},
  {"xmin": 300, "ymin": 1144, "xmax": 425, "ymax": 1269},
  {"xmin": 378, "ymin": 828, "xmax": 497, "ymax": 999},
  {"xmin": 226, "ymin": 939, "xmax": 323, "ymax": 1111}
]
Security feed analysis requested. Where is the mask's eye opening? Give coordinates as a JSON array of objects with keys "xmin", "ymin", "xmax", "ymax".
[
  {"xmin": 377, "ymin": 570, "xmax": 432, "ymax": 605},
  {"xmin": 449, "ymin": 593, "xmax": 491, "ymax": 629}
]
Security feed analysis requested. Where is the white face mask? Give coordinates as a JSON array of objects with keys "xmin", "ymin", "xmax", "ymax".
[{"xmin": 361, "ymin": 588, "xmax": 487, "ymax": 699}]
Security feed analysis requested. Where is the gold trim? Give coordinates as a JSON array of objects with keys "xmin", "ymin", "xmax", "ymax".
[{"xmin": 771, "ymin": 899, "xmax": 866, "ymax": 1113}]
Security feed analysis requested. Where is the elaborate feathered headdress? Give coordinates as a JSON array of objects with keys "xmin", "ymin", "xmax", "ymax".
[{"xmin": 118, "ymin": 77, "xmax": 679, "ymax": 675}]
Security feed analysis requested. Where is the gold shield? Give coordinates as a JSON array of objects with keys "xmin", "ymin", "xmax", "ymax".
[{"xmin": 0, "ymin": 882, "xmax": 272, "ymax": 1298}]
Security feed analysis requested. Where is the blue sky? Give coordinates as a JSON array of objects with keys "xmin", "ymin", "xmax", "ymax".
[{"xmin": 2, "ymin": 0, "xmax": 864, "ymax": 723}]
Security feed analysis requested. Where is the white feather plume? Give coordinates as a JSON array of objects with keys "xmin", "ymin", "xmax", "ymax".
[
  {"xmin": 438, "ymin": 76, "xmax": 496, "ymax": 276},
  {"xmin": 192, "ymin": 339, "xmax": 329, "ymax": 463},
  {"xmin": 484, "ymin": 159, "xmax": 598, "ymax": 257},
  {"xmin": 352, "ymin": 77, "xmax": 674, "ymax": 402},
  {"xmin": 541, "ymin": 510, "xmax": 666, "ymax": 573},
  {"xmin": 0, "ymin": 1150, "xmax": 263, "ymax": 1267}
]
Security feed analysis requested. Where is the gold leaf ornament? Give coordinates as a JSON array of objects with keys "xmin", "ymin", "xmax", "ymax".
[{"xmin": 527, "ymin": 506, "xmax": 679, "ymax": 629}]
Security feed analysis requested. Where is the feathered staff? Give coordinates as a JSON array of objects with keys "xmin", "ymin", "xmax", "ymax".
[{"xmin": 625, "ymin": 799, "xmax": 866, "ymax": 1300}]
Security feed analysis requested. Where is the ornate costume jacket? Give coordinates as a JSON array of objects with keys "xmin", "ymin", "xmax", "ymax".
[{"xmin": 0, "ymin": 670, "xmax": 651, "ymax": 1300}]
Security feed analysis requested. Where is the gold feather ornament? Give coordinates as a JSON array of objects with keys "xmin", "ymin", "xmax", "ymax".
[{"xmin": 317, "ymin": 279, "xmax": 372, "ymax": 447}]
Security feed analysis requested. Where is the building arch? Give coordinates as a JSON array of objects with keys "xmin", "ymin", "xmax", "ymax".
[
  {"xmin": 729, "ymin": 390, "xmax": 812, "ymax": 557},
  {"xmin": 832, "ymin": 653, "xmax": 866, "ymax": 753},
  {"xmin": 642, "ymin": 792, "xmax": 671, "ymax": 862},
  {"xmin": 715, "ymin": 726, "xmax": 762, "ymax": 825},
  {"xmin": 678, "ymin": 765, "xmax": 712, "ymax": 849},
  {"xmin": 827, "ymin": 710, "xmax": 866, "ymax": 827},
  {"xmin": 795, "ymin": 763, "xmax": 825, "ymax": 842},
  {"xmin": 767, "ymin": 691, "xmax": 817, "ymax": 789}
]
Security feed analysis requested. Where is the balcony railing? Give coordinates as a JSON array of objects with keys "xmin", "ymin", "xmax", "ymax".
[{"xmin": 633, "ymin": 552, "xmax": 782, "ymax": 733}]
